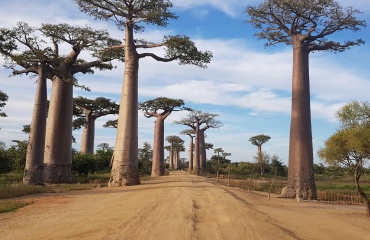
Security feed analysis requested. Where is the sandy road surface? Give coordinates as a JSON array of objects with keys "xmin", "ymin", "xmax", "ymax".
[{"xmin": 1, "ymin": 171, "xmax": 369, "ymax": 240}]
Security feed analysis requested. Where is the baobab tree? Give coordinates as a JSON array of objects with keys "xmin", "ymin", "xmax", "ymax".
[
  {"xmin": 181, "ymin": 129, "xmax": 195, "ymax": 172},
  {"xmin": 0, "ymin": 90, "xmax": 8, "ymax": 118},
  {"xmin": 43, "ymin": 24, "xmax": 121, "ymax": 183},
  {"xmin": 73, "ymin": 96, "xmax": 119, "ymax": 154},
  {"xmin": 173, "ymin": 142, "xmax": 186, "ymax": 170},
  {"xmin": 0, "ymin": 22, "xmax": 122, "ymax": 184},
  {"xmin": 0, "ymin": 23, "xmax": 51, "ymax": 184},
  {"xmin": 249, "ymin": 134, "xmax": 271, "ymax": 175},
  {"xmin": 166, "ymin": 135, "xmax": 184, "ymax": 170},
  {"xmin": 175, "ymin": 111, "xmax": 222, "ymax": 175},
  {"xmin": 246, "ymin": 0, "xmax": 366, "ymax": 199},
  {"xmin": 139, "ymin": 97, "xmax": 187, "ymax": 177},
  {"xmin": 74, "ymin": 0, "xmax": 212, "ymax": 186}
]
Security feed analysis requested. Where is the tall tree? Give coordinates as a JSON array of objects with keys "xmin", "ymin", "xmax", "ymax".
[
  {"xmin": 246, "ymin": 0, "xmax": 366, "ymax": 199},
  {"xmin": 175, "ymin": 111, "xmax": 222, "ymax": 175},
  {"xmin": 318, "ymin": 101, "xmax": 370, "ymax": 217},
  {"xmin": 249, "ymin": 134, "xmax": 271, "ymax": 175},
  {"xmin": 74, "ymin": 0, "xmax": 212, "ymax": 186},
  {"xmin": 139, "ymin": 97, "xmax": 187, "ymax": 177},
  {"xmin": 0, "ymin": 22, "xmax": 122, "ymax": 184},
  {"xmin": 181, "ymin": 129, "xmax": 195, "ymax": 172},
  {"xmin": 0, "ymin": 24, "xmax": 51, "ymax": 184},
  {"xmin": 165, "ymin": 135, "xmax": 184, "ymax": 170},
  {"xmin": 73, "ymin": 96, "xmax": 119, "ymax": 154},
  {"xmin": 43, "ymin": 24, "xmax": 121, "ymax": 183},
  {"xmin": 0, "ymin": 90, "xmax": 8, "ymax": 118},
  {"xmin": 173, "ymin": 140, "xmax": 185, "ymax": 170}
]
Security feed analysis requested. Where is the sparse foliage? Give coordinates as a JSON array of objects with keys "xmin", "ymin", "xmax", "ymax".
[
  {"xmin": 246, "ymin": 0, "xmax": 366, "ymax": 200},
  {"xmin": 74, "ymin": 0, "xmax": 212, "ymax": 186},
  {"xmin": 139, "ymin": 97, "xmax": 187, "ymax": 176},
  {"xmin": 175, "ymin": 110, "xmax": 222, "ymax": 175},
  {"xmin": 249, "ymin": 134, "xmax": 270, "ymax": 175},
  {"xmin": 73, "ymin": 96, "xmax": 119, "ymax": 154}
]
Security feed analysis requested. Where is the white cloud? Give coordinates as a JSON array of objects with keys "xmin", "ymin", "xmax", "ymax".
[{"xmin": 172, "ymin": 0, "xmax": 248, "ymax": 17}]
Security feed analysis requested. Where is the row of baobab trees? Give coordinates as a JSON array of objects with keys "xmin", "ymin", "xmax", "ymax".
[
  {"xmin": 0, "ymin": 0, "xmax": 367, "ymax": 202},
  {"xmin": 72, "ymin": 96, "xmax": 223, "ymax": 177}
]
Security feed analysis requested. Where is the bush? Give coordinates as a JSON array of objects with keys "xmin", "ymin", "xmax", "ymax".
[
  {"xmin": 0, "ymin": 150, "xmax": 12, "ymax": 174},
  {"xmin": 72, "ymin": 153, "xmax": 98, "ymax": 176}
]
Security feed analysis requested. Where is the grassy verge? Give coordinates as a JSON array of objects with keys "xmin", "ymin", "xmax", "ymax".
[
  {"xmin": 315, "ymin": 174, "xmax": 370, "ymax": 195},
  {"xmin": 0, "ymin": 201, "xmax": 32, "ymax": 213},
  {"xmin": 0, "ymin": 172, "xmax": 153, "ymax": 213},
  {"xmin": 0, "ymin": 184, "xmax": 46, "ymax": 199}
]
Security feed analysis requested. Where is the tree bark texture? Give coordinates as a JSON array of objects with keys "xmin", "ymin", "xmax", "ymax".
[
  {"xmin": 169, "ymin": 142, "xmax": 174, "ymax": 169},
  {"xmin": 109, "ymin": 23, "xmax": 140, "ymax": 186},
  {"xmin": 284, "ymin": 39, "xmax": 317, "ymax": 200},
  {"xmin": 188, "ymin": 136, "xmax": 194, "ymax": 172},
  {"xmin": 23, "ymin": 66, "xmax": 47, "ymax": 185},
  {"xmin": 44, "ymin": 76, "xmax": 73, "ymax": 183},
  {"xmin": 80, "ymin": 111, "xmax": 95, "ymax": 154},
  {"xmin": 152, "ymin": 118, "xmax": 165, "ymax": 176},
  {"xmin": 193, "ymin": 123, "xmax": 200, "ymax": 175},
  {"xmin": 174, "ymin": 150, "xmax": 178, "ymax": 169},
  {"xmin": 257, "ymin": 145, "xmax": 263, "ymax": 175},
  {"xmin": 199, "ymin": 130, "xmax": 207, "ymax": 175}
]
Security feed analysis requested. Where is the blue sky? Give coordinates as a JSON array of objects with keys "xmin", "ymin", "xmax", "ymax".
[{"xmin": 0, "ymin": 0, "xmax": 369, "ymax": 165}]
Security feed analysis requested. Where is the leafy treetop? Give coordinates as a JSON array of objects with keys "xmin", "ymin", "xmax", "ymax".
[
  {"xmin": 0, "ymin": 22, "xmax": 123, "ymax": 83},
  {"xmin": 74, "ymin": 0, "xmax": 212, "ymax": 68},
  {"xmin": 249, "ymin": 134, "xmax": 271, "ymax": 147},
  {"xmin": 139, "ymin": 97, "xmax": 188, "ymax": 118},
  {"xmin": 246, "ymin": 0, "xmax": 366, "ymax": 52},
  {"xmin": 73, "ymin": 96, "xmax": 119, "ymax": 129}
]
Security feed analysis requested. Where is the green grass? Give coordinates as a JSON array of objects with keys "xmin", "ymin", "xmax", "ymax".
[
  {"xmin": 0, "ymin": 201, "xmax": 32, "ymax": 213},
  {"xmin": 0, "ymin": 184, "xmax": 46, "ymax": 199}
]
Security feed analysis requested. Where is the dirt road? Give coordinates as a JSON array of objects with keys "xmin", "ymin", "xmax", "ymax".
[{"xmin": 1, "ymin": 172, "xmax": 369, "ymax": 240}]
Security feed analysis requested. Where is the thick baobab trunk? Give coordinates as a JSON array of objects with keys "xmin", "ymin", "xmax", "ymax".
[
  {"xmin": 152, "ymin": 118, "xmax": 165, "ymax": 177},
  {"xmin": 188, "ymin": 136, "xmax": 194, "ymax": 172},
  {"xmin": 23, "ymin": 66, "xmax": 47, "ymax": 185},
  {"xmin": 109, "ymin": 23, "xmax": 140, "ymax": 186},
  {"xmin": 176, "ymin": 150, "xmax": 180, "ymax": 169},
  {"xmin": 194, "ymin": 123, "xmax": 200, "ymax": 175},
  {"xmin": 80, "ymin": 112, "xmax": 95, "ymax": 154},
  {"xmin": 174, "ymin": 150, "xmax": 178, "ymax": 169},
  {"xmin": 159, "ymin": 120, "xmax": 165, "ymax": 175},
  {"xmin": 44, "ymin": 76, "xmax": 73, "ymax": 183},
  {"xmin": 199, "ymin": 130, "xmax": 207, "ymax": 175},
  {"xmin": 169, "ymin": 142, "xmax": 174, "ymax": 169},
  {"xmin": 284, "ymin": 40, "xmax": 317, "ymax": 200},
  {"xmin": 257, "ymin": 145, "xmax": 263, "ymax": 175}
]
